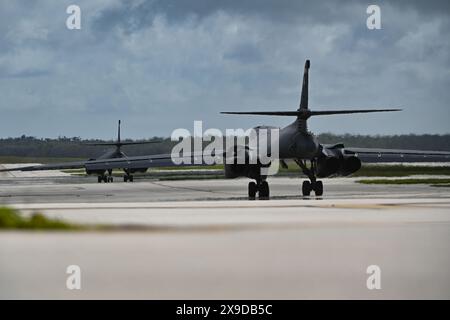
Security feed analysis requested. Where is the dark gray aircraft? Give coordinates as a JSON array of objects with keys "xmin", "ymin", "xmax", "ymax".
[
  {"xmin": 2, "ymin": 60, "xmax": 449, "ymax": 199},
  {"xmin": 1, "ymin": 120, "xmax": 160, "ymax": 183},
  {"xmin": 219, "ymin": 60, "xmax": 450, "ymax": 198}
]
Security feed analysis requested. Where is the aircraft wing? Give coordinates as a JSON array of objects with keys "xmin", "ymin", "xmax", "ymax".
[
  {"xmin": 83, "ymin": 152, "xmax": 220, "ymax": 171},
  {"xmin": 342, "ymin": 147, "xmax": 450, "ymax": 163},
  {"xmin": 0, "ymin": 151, "xmax": 221, "ymax": 173},
  {"xmin": 0, "ymin": 155, "xmax": 182, "ymax": 172},
  {"xmin": 83, "ymin": 147, "xmax": 450, "ymax": 170},
  {"xmin": 0, "ymin": 160, "xmax": 88, "ymax": 172}
]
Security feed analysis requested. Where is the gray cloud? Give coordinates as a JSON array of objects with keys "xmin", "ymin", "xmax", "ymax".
[{"xmin": 0, "ymin": 0, "xmax": 449, "ymax": 139}]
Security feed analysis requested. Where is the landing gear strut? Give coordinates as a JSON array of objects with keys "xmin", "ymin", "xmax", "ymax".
[
  {"xmin": 106, "ymin": 170, "xmax": 113, "ymax": 183},
  {"xmin": 248, "ymin": 179, "xmax": 269, "ymax": 200},
  {"xmin": 295, "ymin": 159, "xmax": 323, "ymax": 196}
]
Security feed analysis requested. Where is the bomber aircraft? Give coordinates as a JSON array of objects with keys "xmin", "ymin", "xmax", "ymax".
[
  {"xmin": 2, "ymin": 60, "xmax": 450, "ymax": 198},
  {"xmin": 1, "ymin": 120, "xmax": 160, "ymax": 183}
]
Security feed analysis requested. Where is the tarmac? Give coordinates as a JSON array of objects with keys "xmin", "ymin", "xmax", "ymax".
[{"xmin": 0, "ymin": 166, "xmax": 449, "ymax": 299}]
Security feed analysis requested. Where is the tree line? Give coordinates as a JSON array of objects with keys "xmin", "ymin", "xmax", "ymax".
[{"xmin": 0, "ymin": 134, "xmax": 449, "ymax": 159}]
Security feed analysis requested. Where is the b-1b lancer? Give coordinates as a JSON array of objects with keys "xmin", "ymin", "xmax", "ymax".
[
  {"xmin": 1, "ymin": 120, "xmax": 160, "ymax": 183},
  {"xmin": 3, "ymin": 60, "xmax": 450, "ymax": 199}
]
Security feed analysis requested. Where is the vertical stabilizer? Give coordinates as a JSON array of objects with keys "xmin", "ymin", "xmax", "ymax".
[
  {"xmin": 299, "ymin": 60, "xmax": 310, "ymax": 110},
  {"xmin": 117, "ymin": 120, "xmax": 121, "ymax": 144},
  {"xmin": 298, "ymin": 60, "xmax": 310, "ymax": 133}
]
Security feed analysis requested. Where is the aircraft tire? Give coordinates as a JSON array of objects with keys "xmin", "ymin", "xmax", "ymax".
[
  {"xmin": 302, "ymin": 181, "xmax": 311, "ymax": 196},
  {"xmin": 248, "ymin": 182, "xmax": 257, "ymax": 200},
  {"xmin": 259, "ymin": 181, "xmax": 270, "ymax": 200},
  {"xmin": 314, "ymin": 180, "xmax": 323, "ymax": 196}
]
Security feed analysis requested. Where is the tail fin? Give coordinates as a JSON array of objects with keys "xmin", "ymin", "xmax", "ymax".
[
  {"xmin": 118, "ymin": 120, "xmax": 121, "ymax": 144},
  {"xmin": 221, "ymin": 59, "xmax": 401, "ymax": 133},
  {"xmin": 83, "ymin": 120, "xmax": 161, "ymax": 147},
  {"xmin": 298, "ymin": 60, "xmax": 310, "ymax": 132},
  {"xmin": 299, "ymin": 59, "xmax": 310, "ymax": 110}
]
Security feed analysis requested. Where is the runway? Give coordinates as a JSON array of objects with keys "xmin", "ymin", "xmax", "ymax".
[
  {"xmin": 1, "ymin": 173, "xmax": 449, "ymax": 204},
  {"xmin": 0, "ymin": 172, "xmax": 450, "ymax": 299}
]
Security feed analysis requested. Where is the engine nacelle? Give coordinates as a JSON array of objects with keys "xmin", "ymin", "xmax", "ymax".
[
  {"xmin": 338, "ymin": 156, "xmax": 361, "ymax": 176},
  {"xmin": 316, "ymin": 156, "xmax": 340, "ymax": 178},
  {"xmin": 316, "ymin": 155, "xmax": 361, "ymax": 178}
]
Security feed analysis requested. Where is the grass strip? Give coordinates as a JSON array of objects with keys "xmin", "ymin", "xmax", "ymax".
[
  {"xmin": 356, "ymin": 178, "xmax": 450, "ymax": 185},
  {"xmin": 0, "ymin": 207, "xmax": 83, "ymax": 230}
]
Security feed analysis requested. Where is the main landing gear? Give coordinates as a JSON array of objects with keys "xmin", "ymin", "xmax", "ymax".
[
  {"xmin": 123, "ymin": 174, "xmax": 134, "ymax": 182},
  {"xmin": 97, "ymin": 175, "xmax": 113, "ymax": 183},
  {"xmin": 97, "ymin": 170, "xmax": 114, "ymax": 183},
  {"xmin": 295, "ymin": 159, "xmax": 323, "ymax": 196},
  {"xmin": 248, "ymin": 179, "xmax": 269, "ymax": 200}
]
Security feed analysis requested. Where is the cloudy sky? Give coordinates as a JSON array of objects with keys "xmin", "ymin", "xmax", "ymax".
[{"xmin": 0, "ymin": 0, "xmax": 449, "ymax": 139}]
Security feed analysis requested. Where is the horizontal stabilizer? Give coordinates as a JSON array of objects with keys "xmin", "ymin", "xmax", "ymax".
[
  {"xmin": 83, "ymin": 140, "xmax": 162, "ymax": 146},
  {"xmin": 221, "ymin": 108, "xmax": 401, "ymax": 119}
]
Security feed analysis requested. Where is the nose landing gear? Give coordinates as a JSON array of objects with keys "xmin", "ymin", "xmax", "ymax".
[
  {"xmin": 97, "ymin": 169, "xmax": 114, "ymax": 183},
  {"xmin": 248, "ymin": 179, "xmax": 269, "ymax": 200},
  {"xmin": 97, "ymin": 175, "xmax": 113, "ymax": 183}
]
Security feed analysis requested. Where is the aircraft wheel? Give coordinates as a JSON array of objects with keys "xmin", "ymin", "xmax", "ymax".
[
  {"xmin": 124, "ymin": 175, "xmax": 128, "ymax": 182},
  {"xmin": 248, "ymin": 182, "xmax": 257, "ymax": 200},
  {"xmin": 103, "ymin": 176, "xmax": 108, "ymax": 183},
  {"xmin": 302, "ymin": 181, "xmax": 311, "ymax": 196},
  {"xmin": 314, "ymin": 180, "xmax": 323, "ymax": 196},
  {"xmin": 108, "ymin": 176, "xmax": 113, "ymax": 183},
  {"xmin": 97, "ymin": 176, "xmax": 102, "ymax": 183},
  {"xmin": 259, "ymin": 181, "xmax": 270, "ymax": 200},
  {"xmin": 129, "ymin": 175, "xmax": 134, "ymax": 182}
]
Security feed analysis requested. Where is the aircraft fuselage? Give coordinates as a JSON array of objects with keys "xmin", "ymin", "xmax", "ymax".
[{"xmin": 278, "ymin": 120, "xmax": 320, "ymax": 160}]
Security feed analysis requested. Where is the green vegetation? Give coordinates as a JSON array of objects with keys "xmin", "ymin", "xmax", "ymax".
[
  {"xmin": 271, "ymin": 162, "xmax": 450, "ymax": 177},
  {"xmin": 0, "ymin": 156, "xmax": 82, "ymax": 164},
  {"xmin": 0, "ymin": 207, "xmax": 81, "ymax": 230},
  {"xmin": 317, "ymin": 133, "xmax": 450, "ymax": 150},
  {"xmin": 356, "ymin": 178, "xmax": 450, "ymax": 185},
  {"xmin": 0, "ymin": 135, "xmax": 174, "ymax": 159},
  {"xmin": 351, "ymin": 165, "xmax": 450, "ymax": 177},
  {"xmin": 0, "ymin": 207, "xmax": 176, "ymax": 232}
]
